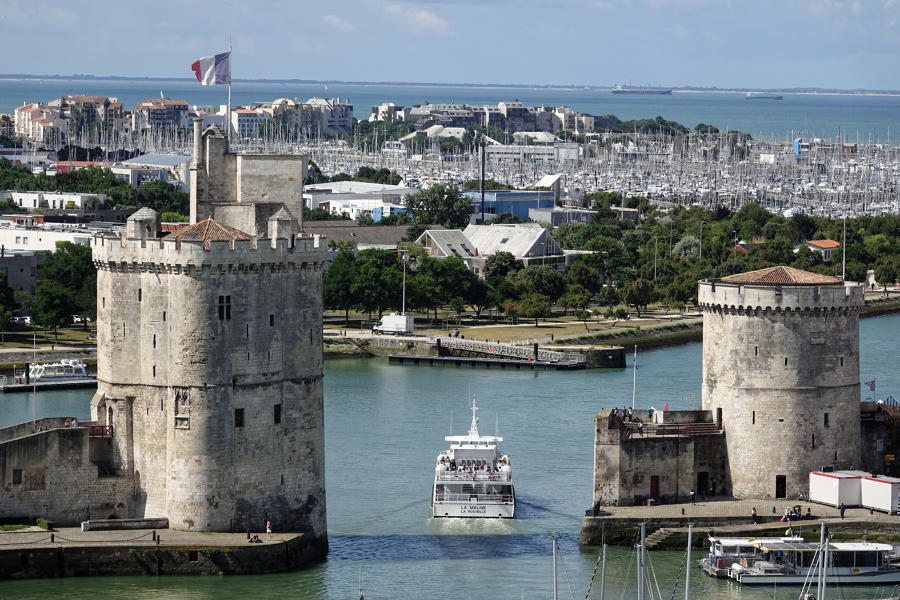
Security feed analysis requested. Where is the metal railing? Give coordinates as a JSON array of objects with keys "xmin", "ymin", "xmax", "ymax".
[
  {"xmin": 436, "ymin": 471, "xmax": 511, "ymax": 482},
  {"xmin": 617, "ymin": 419, "xmax": 723, "ymax": 438},
  {"xmin": 434, "ymin": 492, "xmax": 514, "ymax": 503},
  {"xmin": 88, "ymin": 425, "xmax": 114, "ymax": 438},
  {"xmin": 432, "ymin": 336, "xmax": 584, "ymax": 364}
]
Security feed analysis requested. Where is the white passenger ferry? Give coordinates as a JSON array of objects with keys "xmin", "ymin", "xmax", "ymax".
[{"xmin": 432, "ymin": 395, "xmax": 515, "ymax": 518}]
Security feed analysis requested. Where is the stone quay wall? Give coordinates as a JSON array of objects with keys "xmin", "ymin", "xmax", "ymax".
[
  {"xmin": 699, "ymin": 280, "xmax": 864, "ymax": 499},
  {"xmin": 90, "ymin": 233, "xmax": 327, "ymax": 540}
]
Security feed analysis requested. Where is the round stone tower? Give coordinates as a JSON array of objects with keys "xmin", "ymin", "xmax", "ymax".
[
  {"xmin": 90, "ymin": 123, "xmax": 326, "ymax": 553},
  {"xmin": 698, "ymin": 266, "xmax": 864, "ymax": 499}
]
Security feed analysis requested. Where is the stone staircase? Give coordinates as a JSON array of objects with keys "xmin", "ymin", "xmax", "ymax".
[{"xmin": 644, "ymin": 527, "xmax": 676, "ymax": 549}]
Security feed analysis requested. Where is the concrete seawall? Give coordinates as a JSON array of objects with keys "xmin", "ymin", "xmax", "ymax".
[{"xmin": 0, "ymin": 527, "xmax": 325, "ymax": 579}]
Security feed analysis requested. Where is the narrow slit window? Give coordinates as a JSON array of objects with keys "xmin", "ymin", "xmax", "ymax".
[
  {"xmin": 270, "ymin": 314, "xmax": 275, "ymax": 327},
  {"xmin": 812, "ymin": 434, "xmax": 815, "ymax": 449},
  {"xmin": 234, "ymin": 408, "xmax": 244, "ymax": 428},
  {"xmin": 840, "ymin": 357, "xmax": 844, "ymax": 366},
  {"xmin": 752, "ymin": 410, "xmax": 755, "ymax": 425},
  {"xmin": 824, "ymin": 413, "xmax": 830, "ymax": 428},
  {"xmin": 784, "ymin": 357, "xmax": 788, "ymax": 366},
  {"xmin": 153, "ymin": 334, "xmax": 156, "ymax": 349},
  {"xmin": 274, "ymin": 403, "xmax": 282, "ymax": 425},
  {"xmin": 138, "ymin": 288, "xmax": 142, "ymax": 302},
  {"xmin": 754, "ymin": 346, "xmax": 758, "ymax": 357},
  {"xmin": 163, "ymin": 311, "xmax": 166, "ymax": 322}
]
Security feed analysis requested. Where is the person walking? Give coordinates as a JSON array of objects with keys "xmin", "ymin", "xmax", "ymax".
[
  {"xmin": 690, "ymin": 489, "xmax": 696, "ymax": 505},
  {"xmin": 266, "ymin": 520, "xmax": 272, "ymax": 540},
  {"xmin": 751, "ymin": 506, "xmax": 758, "ymax": 524},
  {"xmin": 839, "ymin": 503, "xmax": 846, "ymax": 519}
]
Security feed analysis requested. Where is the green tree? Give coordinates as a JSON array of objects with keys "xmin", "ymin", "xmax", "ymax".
[
  {"xmin": 513, "ymin": 265, "xmax": 565, "ymax": 301},
  {"xmin": 624, "ymin": 278, "xmax": 654, "ymax": 317},
  {"xmin": 404, "ymin": 184, "xmax": 474, "ymax": 228},
  {"xmin": 874, "ymin": 260, "xmax": 897, "ymax": 297},
  {"xmin": 351, "ymin": 249, "xmax": 401, "ymax": 317},
  {"xmin": 564, "ymin": 261, "xmax": 601, "ymax": 293},
  {"xmin": 482, "ymin": 251, "xmax": 523, "ymax": 281},
  {"xmin": 519, "ymin": 293, "xmax": 551, "ymax": 326},
  {"xmin": 558, "ymin": 284, "xmax": 590, "ymax": 316},
  {"xmin": 322, "ymin": 249, "xmax": 359, "ymax": 323},
  {"xmin": 35, "ymin": 242, "xmax": 97, "ymax": 324}
]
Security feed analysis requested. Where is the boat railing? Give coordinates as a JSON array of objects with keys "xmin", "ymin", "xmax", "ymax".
[
  {"xmin": 436, "ymin": 471, "xmax": 511, "ymax": 482},
  {"xmin": 434, "ymin": 492, "xmax": 514, "ymax": 503}
]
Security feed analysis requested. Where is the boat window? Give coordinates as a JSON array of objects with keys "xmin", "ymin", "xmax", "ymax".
[
  {"xmin": 855, "ymin": 551, "xmax": 879, "ymax": 568},
  {"xmin": 833, "ymin": 551, "xmax": 854, "ymax": 568}
]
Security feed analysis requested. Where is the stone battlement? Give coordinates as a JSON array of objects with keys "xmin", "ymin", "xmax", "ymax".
[
  {"xmin": 92, "ymin": 234, "xmax": 327, "ymax": 271},
  {"xmin": 698, "ymin": 279, "xmax": 864, "ymax": 313}
]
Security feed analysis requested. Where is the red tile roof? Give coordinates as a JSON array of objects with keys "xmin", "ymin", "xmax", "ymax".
[
  {"xmin": 721, "ymin": 266, "xmax": 840, "ymax": 285},
  {"xmin": 163, "ymin": 219, "xmax": 251, "ymax": 249},
  {"xmin": 805, "ymin": 239, "xmax": 840, "ymax": 249}
]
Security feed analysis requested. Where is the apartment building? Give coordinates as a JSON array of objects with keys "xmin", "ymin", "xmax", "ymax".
[{"xmin": 131, "ymin": 98, "xmax": 189, "ymax": 130}]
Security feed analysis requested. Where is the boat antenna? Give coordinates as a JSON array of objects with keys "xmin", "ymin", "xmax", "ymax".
[
  {"xmin": 468, "ymin": 393, "xmax": 479, "ymax": 436},
  {"xmin": 495, "ymin": 415, "xmax": 499, "ymax": 438}
]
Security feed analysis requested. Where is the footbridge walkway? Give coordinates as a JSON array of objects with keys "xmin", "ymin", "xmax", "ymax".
[{"xmin": 430, "ymin": 336, "xmax": 586, "ymax": 364}]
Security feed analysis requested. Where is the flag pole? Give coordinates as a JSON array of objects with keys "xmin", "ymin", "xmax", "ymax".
[{"xmin": 227, "ymin": 39, "xmax": 232, "ymax": 145}]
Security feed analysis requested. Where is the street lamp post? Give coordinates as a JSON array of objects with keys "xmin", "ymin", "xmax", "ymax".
[
  {"xmin": 699, "ymin": 221, "xmax": 706, "ymax": 262},
  {"xmin": 400, "ymin": 250, "xmax": 409, "ymax": 315},
  {"xmin": 653, "ymin": 236, "xmax": 658, "ymax": 280}
]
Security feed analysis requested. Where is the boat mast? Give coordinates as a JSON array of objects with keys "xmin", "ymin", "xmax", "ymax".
[
  {"xmin": 816, "ymin": 520, "xmax": 826, "ymax": 600},
  {"xmin": 684, "ymin": 523, "xmax": 692, "ymax": 600},
  {"xmin": 552, "ymin": 535, "xmax": 558, "ymax": 600},
  {"xmin": 631, "ymin": 345, "xmax": 638, "ymax": 410},
  {"xmin": 637, "ymin": 521, "xmax": 646, "ymax": 600},
  {"xmin": 468, "ymin": 394, "xmax": 479, "ymax": 436}
]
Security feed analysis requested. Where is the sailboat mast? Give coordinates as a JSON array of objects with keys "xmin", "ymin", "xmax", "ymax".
[
  {"xmin": 631, "ymin": 345, "xmax": 638, "ymax": 410},
  {"xmin": 551, "ymin": 535, "xmax": 558, "ymax": 600},
  {"xmin": 684, "ymin": 523, "xmax": 692, "ymax": 600}
]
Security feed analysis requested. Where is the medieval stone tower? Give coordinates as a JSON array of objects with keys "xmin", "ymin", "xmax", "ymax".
[
  {"xmin": 90, "ymin": 119, "xmax": 327, "ymax": 550},
  {"xmin": 698, "ymin": 266, "xmax": 864, "ymax": 499}
]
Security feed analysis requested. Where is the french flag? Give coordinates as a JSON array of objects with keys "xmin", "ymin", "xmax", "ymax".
[{"xmin": 191, "ymin": 52, "xmax": 231, "ymax": 85}]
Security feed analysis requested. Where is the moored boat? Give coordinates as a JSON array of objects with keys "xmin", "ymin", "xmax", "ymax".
[
  {"xmin": 729, "ymin": 538, "xmax": 900, "ymax": 585},
  {"xmin": 699, "ymin": 535, "xmax": 803, "ymax": 577},
  {"xmin": 432, "ymin": 395, "xmax": 515, "ymax": 518}
]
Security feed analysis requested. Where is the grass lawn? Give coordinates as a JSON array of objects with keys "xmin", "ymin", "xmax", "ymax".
[
  {"xmin": 0, "ymin": 327, "xmax": 94, "ymax": 349},
  {"xmin": 0, "ymin": 524, "xmax": 28, "ymax": 531}
]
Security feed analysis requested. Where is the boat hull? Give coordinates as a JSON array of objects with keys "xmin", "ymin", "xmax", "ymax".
[
  {"xmin": 732, "ymin": 570, "xmax": 900, "ymax": 585},
  {"xmin": 432, "ymin": 501, "xmax": 515, "ymax": 518}
]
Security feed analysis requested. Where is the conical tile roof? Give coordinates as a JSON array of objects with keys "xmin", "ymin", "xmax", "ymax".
[
  {"xmin": 163, "ymin": 219, "xmax": 252, "ymax": 249},
  {"xmin": 721, "ymin": 266, "xmax": 840, "ymax": 285}
]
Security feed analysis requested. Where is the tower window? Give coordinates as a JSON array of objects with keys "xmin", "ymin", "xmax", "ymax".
[
  {"xmin": 138, "ymin": 288, "xmax": 142, "ymax": 302},
  {"xmin": 218, "ymin": 295, "xmax": 232, "ymax": 320},
  {"xmin": 824, "ymin": 413, "xmax": 830, "ymax": 428},
  {"xmin": 102, "ymin": 297, "xmax": 105, "ymax": 308},
  {"xmin": 152, "ymin": 365, "xmax": 156, "ymax": 377},
  {"xmin": 274, "ymin": 404, "xmax": 282, "ymax": 425},
  {"xmin": 784, "ymin": 357, "xmax": 788, "ymax": 366},
  {"xmin": 752, "ymin": 411, "xmax": 755, "ymax": 425},
  {"xmin": 812, "ymin": 434, "xmax": 815, "ymax": 449},
  {"xmin": 270, "ymin": 314, "xmax": 275, "ymax": 327},
  {"xmin": 12, "ymin": 469, "xmax": 22, "ymax": 485},
  {"xmin": 840, "ymin": 357, "xmax": 844, "ymax": 366},
  {"xmin": 153, "ymin": 334, "xmax": 156, "ymax": 349},
  {"xmin": 754, "ymin": 346, "xmax": 758, "ymax": 357},
  {"xmin": 163, "ymin": 311, "xmax": 166, "ymax": 322},
  {"xmin": 234, "ymin": 408, "xmax": 244, "ymax": 428}
]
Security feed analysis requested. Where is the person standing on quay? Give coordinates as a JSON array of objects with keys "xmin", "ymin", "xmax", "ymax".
[
  {"xmin": 751, "ymin": 506, "xmax": 758, "ymax": 524},
  {"xmin": 266, "ymin": 520, "xmax": 272, "ymax": 540},
  {"xmin": 690, "ymin": 489, "xmax": 696, "ymax": 505},
  {"xmin": 839, "ymin": 503, "xmax": 846, "ymax": 519}
]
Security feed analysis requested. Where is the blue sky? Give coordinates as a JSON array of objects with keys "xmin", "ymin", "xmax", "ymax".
[{"xmin": 2, "ymin": 0, "xmax": 898, "ymax": 89}]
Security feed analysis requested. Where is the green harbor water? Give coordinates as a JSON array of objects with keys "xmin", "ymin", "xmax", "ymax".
[{"xmin": 1, "ymin": 313, "xmax": 898, "ymax": 599}]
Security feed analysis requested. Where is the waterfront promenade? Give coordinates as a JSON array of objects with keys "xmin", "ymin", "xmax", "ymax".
[{"xmin": 580, "ymin": 497, "xmax": 900, "ymax": 547}]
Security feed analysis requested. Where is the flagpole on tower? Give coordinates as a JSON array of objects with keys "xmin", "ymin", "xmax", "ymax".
[{"xmin": 227, "ymin": 37, "xmax": 232, "ymax": 145}]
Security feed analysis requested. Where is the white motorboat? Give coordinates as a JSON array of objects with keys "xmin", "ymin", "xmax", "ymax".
[
  {"xmin": 26, "ymin": 359, "xmax": 92, "ymax": 383},
  {"xmin": 729, "ymin": 538, "xmax": 900, "ymax": 585},
  {"xmin": 432, "ymin": 395, "xmax": 515, "ymax": 518},
  {"xmin": 699, "ymin": 535, "xmax": 803, "ymax": 577}
]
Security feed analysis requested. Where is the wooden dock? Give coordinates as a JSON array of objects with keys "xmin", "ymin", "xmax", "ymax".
[{"xmin": 388, "ymin": 354, "xmax": 586, "ymax": 370}]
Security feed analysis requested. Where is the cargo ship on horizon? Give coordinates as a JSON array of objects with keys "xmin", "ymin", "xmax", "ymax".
[{"xmin": 611, "ymin": 84, "xmax": 672, "ymax": 95}]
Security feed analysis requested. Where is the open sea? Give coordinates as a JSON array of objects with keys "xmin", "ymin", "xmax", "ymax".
[
  {"xmin": 1, "ymin": 313, "xmax": 898, "ymax": 599},
  {"xmin": 3, "ymin": 78, "xmax": 900, "ymax": 143}
]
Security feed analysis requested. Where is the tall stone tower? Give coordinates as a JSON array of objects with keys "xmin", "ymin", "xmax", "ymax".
[
  {"xmin": 698, "ymin": 266, "xmax": 864, "ymax": 499},
  {"xmin": 91, "ymin": 119, "xmax": 327, "ymax": 551}
]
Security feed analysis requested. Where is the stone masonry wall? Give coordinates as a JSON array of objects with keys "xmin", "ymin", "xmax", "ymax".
[
  {"xmin": 0, "ymin": 428, "xmax": 131, "ymax": 525},
  {"xmin": 92, "ymin": 233, "xmax": 327, "ymax": 538},
  {"xmin": 699, "ymin": 280, "xmax": 864, "ymax": 499}
]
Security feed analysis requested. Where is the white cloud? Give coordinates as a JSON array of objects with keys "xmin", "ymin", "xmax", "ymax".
[
  {"xmin": 645, "ymin": 0, "xmax": 733, "ymax": 11},
  {"xmin": 322, "ymin": 14, "xmax": 357, "ymax": 33},
  {"xmin": 385, "ymin": 3, "xmax": 452, "ymax": 34}
]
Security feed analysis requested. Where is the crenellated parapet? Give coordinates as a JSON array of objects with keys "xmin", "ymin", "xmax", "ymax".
[
  {"xmin": 698, "ymin": 278, "xmax": 864, "ymax": 315},
  {"xmin": 92, "ymin": 233, "xmax": 327, "ymax": 274}
]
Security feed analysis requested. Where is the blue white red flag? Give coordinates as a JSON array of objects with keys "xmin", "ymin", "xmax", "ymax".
[
  {"xmin": 865, "ymin": 379, "xmax": 876, "ymax": 391},
  {"xmin": 191, "ymin": 52, "xmax": 231, "ymax": 85}
]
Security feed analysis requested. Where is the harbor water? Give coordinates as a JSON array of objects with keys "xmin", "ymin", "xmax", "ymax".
[
  {"xmin": 1, "ymin": 313, "xmax": 898, "ymax": 598},
  {"xmin": 2, "ymin": 79, "xmax": 900, "ymax": 142}
]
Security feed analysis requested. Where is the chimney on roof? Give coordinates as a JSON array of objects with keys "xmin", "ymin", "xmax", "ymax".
[{"xmin": 192, "ymin": 118, "xmax": 203, "ymax": 168}]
